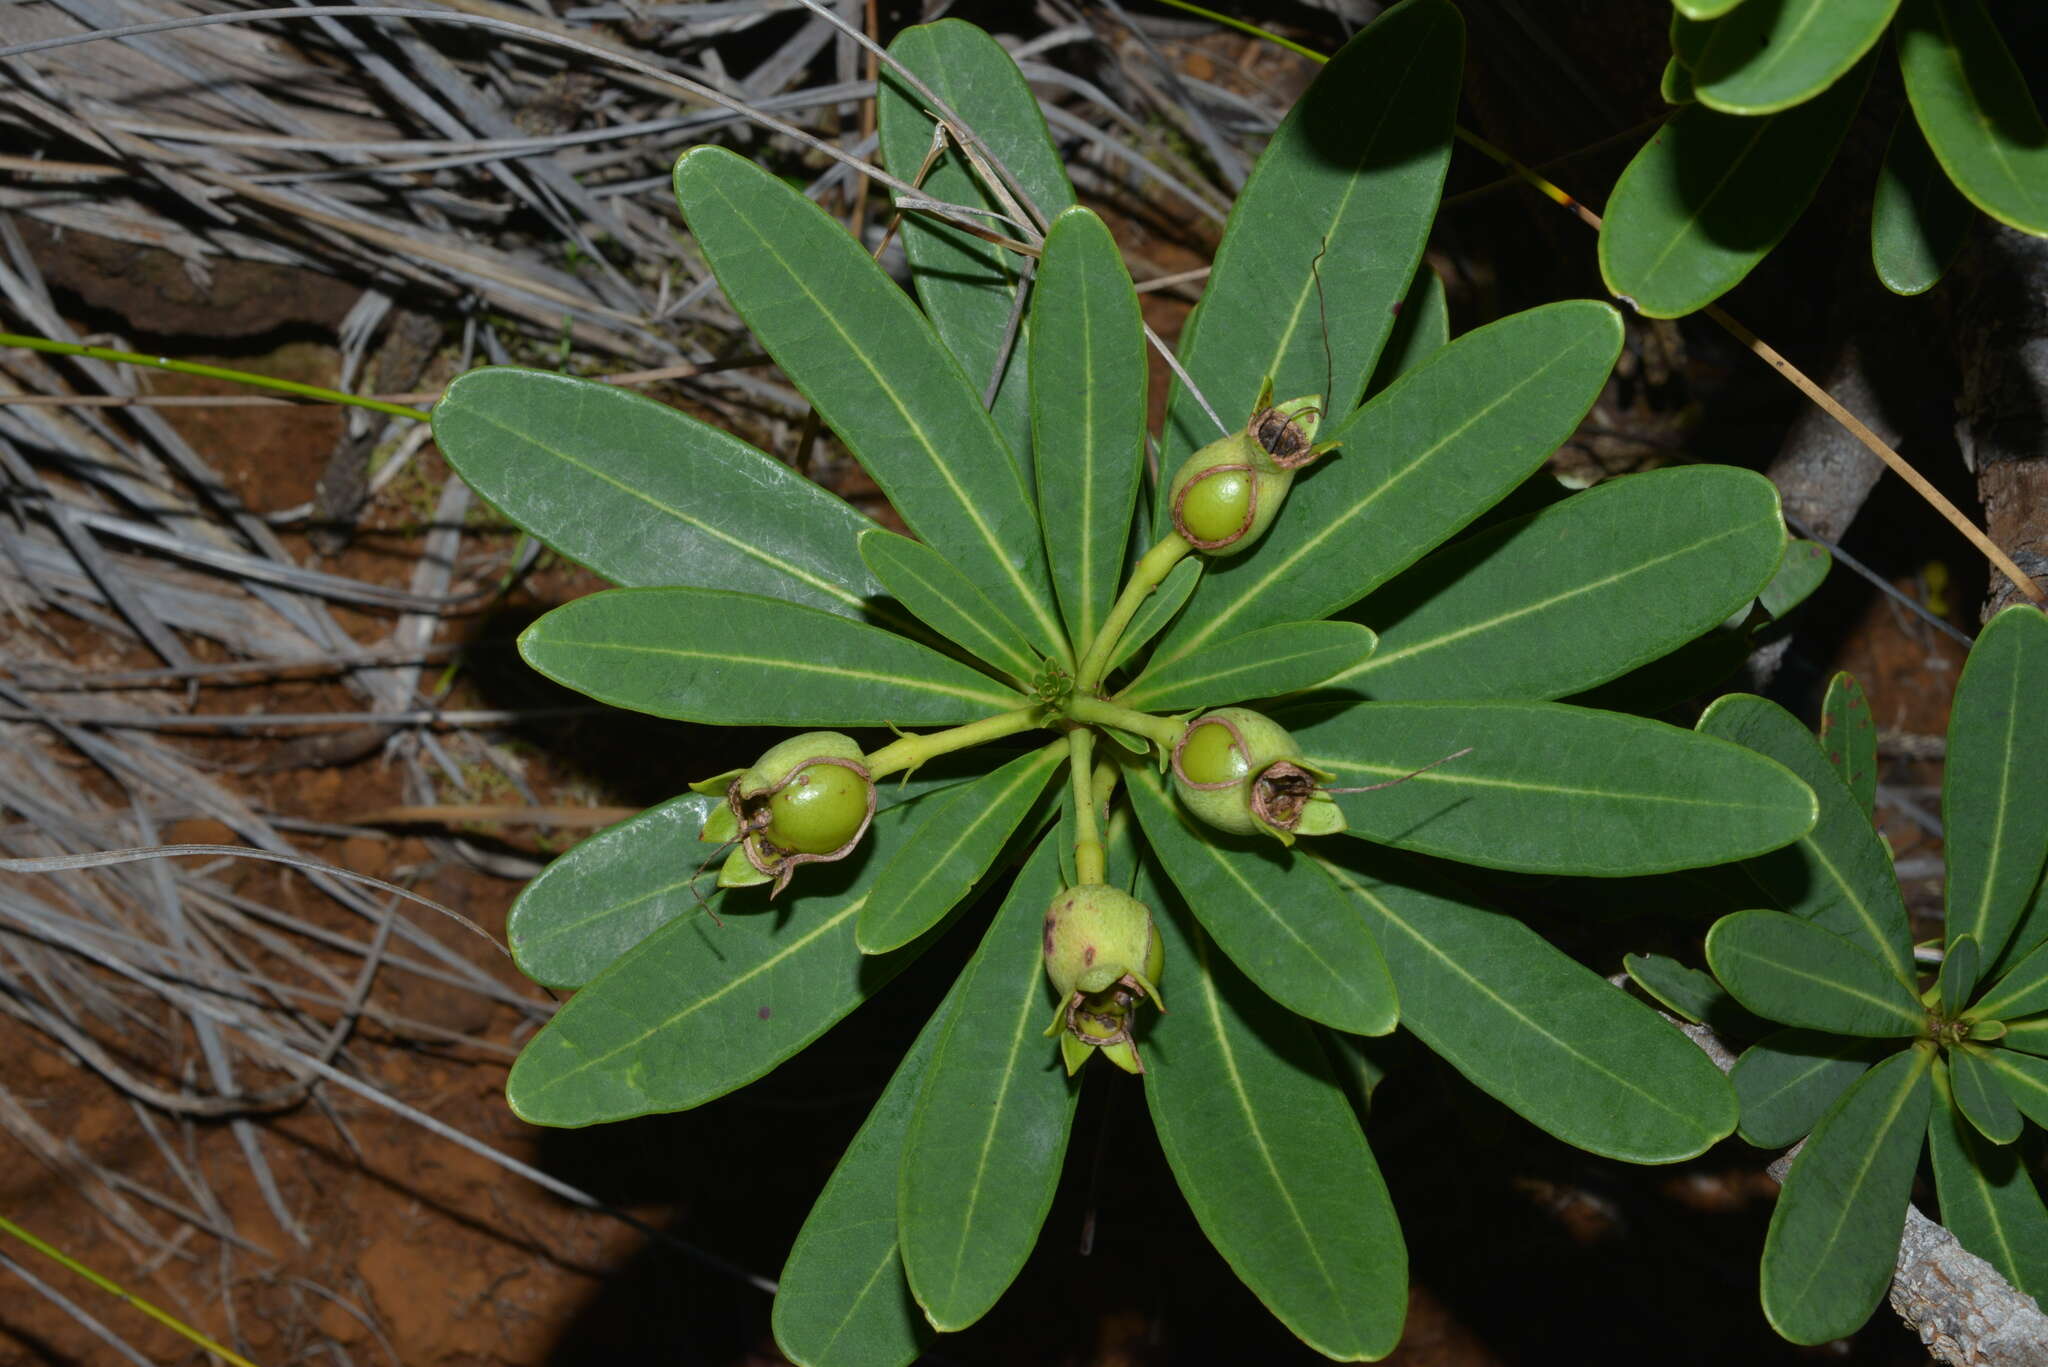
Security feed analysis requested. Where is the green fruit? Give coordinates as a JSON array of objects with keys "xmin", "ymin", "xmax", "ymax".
[
  {"xmin": 1171, "ymin": 707, "xmax": 1341, "ymax": 844},
  {"xmin": 1165, "ymin": 393, "xmax": 1336, "ymax": 554},
  {"xmin": 764, "ymin": 760, "xmax": 871, "ymax": 853},
  {"xmin": 722, "ymin": 731, "xmax": 875, "ymax": 894},
  {"xmin": 1041, "ymin": 884, "xmax": 1166, "ymax": 1074}
]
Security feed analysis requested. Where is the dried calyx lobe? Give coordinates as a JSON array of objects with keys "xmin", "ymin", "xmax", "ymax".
[
  {"xmin": 1167, "ymin": 392, "xmax": 1336, "ymax": 553},
  {"xmin": 696, "ymin": 731, "xmax": 876, "ymax": 895},
  {"xmin": 1170, "ymin": 707, "xmax": 1346, "ymax": 845},
  {"xmin": 1041, "ymin": 884, "xmax": 1165, "ymax": 1075}
]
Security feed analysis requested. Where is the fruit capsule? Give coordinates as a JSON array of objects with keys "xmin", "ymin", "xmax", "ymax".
[
  {"xmin": 1170, "ymin": 707, "xmax": 1346, "ymax": 845},
  {"xmin": 714, "ymin": 731, "xmax": 875, "ymax": 894}
]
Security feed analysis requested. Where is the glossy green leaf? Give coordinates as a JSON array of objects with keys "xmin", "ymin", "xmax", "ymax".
[
  {"xmin": 1760, "ymin": 1045, "xmax": 1934, "ymax": 1344},
  {"xmin": 1662, "ymin": 55, "xmax": 1697, "ymax": 105},
  {"xmin": 521, "ymin": 587, "xmax": 1020, "ymax": 725},
  {"xmin": 1127, "ymin": 767, "xmax": 1397, "ymax": 1036},
  {"xmin": 1697, "ymin": 694, "xmax": 1914, "ymax": 986},
  {"xmin": 1157, "ymin": 0, "xmax": 1462, "ymax": 481},
  {"xmin": 1939, "ymin": 936, "xmax": 1982, "ymax": 1018},
  {"xmin": 1032, "ymin": 206, "xmax": 1146, "ymax": 655},
  {"xmin": 1897, "ymin": 0, "xmax": 2048, "ymax": 235},
  {"xmin": 2003, "ymin": 1016, "xmax": 2048, "ymax": 1057},
  {"xmin": 1731, "ymin": 1029, "xmax": 1882, "ymax": 1148},
  {"xmin": 857, "ymin": 743, "xmax": 1063, "ymax": 954},
  {"xmin": 1999, "ymin": 870, "xmax": 2048, "ymax": 977},
  {"xmin": 1312, "ymin": 844, "xmax": 1737, "ymax": 1161},
  {"xmin": 1155, "ymin": 302, "xmax": 1625, "ymax": 669},
  {"xmin": 1983, "ymin": 1047, "xmax": 2048, "ymax": 1129},
  {"xmin": 859, "ymin": 529, "xmax": 1039, "ymax": 685},
  {"xmin": 899, "ymin": 839, "xmax": 1076, "ymax": 1332},
  {"xmin": 773, "ymin": 987, "xmax": 959, "ymax": 1367},
  {"xmin": 877, "ymin": 20, "xmax": 1076, "ymax": 471},
  {"xmin": 506, "ymin": 800, "xmax": 946, "ymax": 1126},
  {"xmin": 1333, "ymin": 466, "xmax": 1784, "ymax": 701},
  {"xmin": 1944, "ymin": 606, "xmax": 2048, "ymax": 976},
  {"xmin": 1672, "ymin": 12, "xmax": 1711, "ymax": 67},
  {"xmin": 1950, "ymin": 1042, "xmax": 2023, "ymax": 1143},
  {"xmin": 1107, "ymin": 557, "xmax": 1202, "ymax": 676},
  {"xmin": 1872, "ymin": 110, "xmax": 1975, "ymax": 295},
  {"xmin": 1122, "ymin": 621, "xmax": 1377, "ymax": 712},
  {"xmin": 1364, "ymin": 263, "xmax": 1451, "ymax": 398},
  {"xmin": 673, "ymin": 146, "xmax": 1064, "ymax": 662},
  {"xmin": 1759, "ymin": 539, "xmax": 1831, "ymax": 619},
  {"xmin": 1706, "ymin": 910, "xmax": 1925, "ymax": 1036},
  {"xmin": 1820, "ymin": 671, "xmax": 1877, "ymax": 818},
  {"xmin": 1625, "ymin": 951, "xmax": 1766, "ymax": 1036},
  {"xmin": 1974, "ymin": 939, "xmax": 2048, "ymax": 1022},
  {"xmin": 1689, "ymin": 0, "xmax": 1899, "ymax": 115},
  {"xmin": 1598, "ymin": 57, "xmax": 1872, "ymax": 317},
  {"xmin": 434, "ymin": 368, "xmax": 880, "ymax": 613},
  {"xmin": 1140, "ymin": 862, "xmax": 1407, "ymax": 1359},
  {"xmin": 1674, "ymin": 0, "xmax": 1749, "ymax": 19},
  {"xmin": 507, "ymin": 792, "xmax": 723, "ymax": 988},
  {"xmin": 1929, "ymin": 1058, "xmax": 2048, "ymax": 1303},
  {"xmin": 1290, "ymin": 699, "xmax": 1817, "ymax": 876}
]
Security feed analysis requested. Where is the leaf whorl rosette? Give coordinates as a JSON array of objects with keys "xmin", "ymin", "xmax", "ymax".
[
  {"xmin": 1041, "ymin": 884, "xmax": 1165, "ymax": 1075},
  {"xmin": 709, "ymin": 731, "xmax": 876, "ymax": 894},
  {"xmin": 1167, "ymin": 393, "xmax": 1337, "ymax": 553},
  {"xmin": 1171, "ymin": 707, "xmax": 1346, "ymax": 845}
]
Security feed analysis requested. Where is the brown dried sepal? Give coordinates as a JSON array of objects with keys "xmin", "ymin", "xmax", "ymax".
[{"xmin": 1250, "ymin": 760, "xmax": 1320, "ymax": 834}]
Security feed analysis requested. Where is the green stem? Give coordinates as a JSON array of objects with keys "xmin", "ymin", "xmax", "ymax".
[
  {"xmin": 1065, "ymin": 696, "xmax": 1183, "ymax": 751},
  {"xmin": 1068, "ymin": 728, "xmax": 1104, "ymax": 885},
  {"xmin": 864, "ymin": 705, "xmax": 1044, "ymax": 781},
  {"xmin": 1075, "ymin": 531, "xmax": 1191, "ymax": 692},
  {"xmin": 0, "ymin": 332, "xmax": 431, "ymax": 422}
]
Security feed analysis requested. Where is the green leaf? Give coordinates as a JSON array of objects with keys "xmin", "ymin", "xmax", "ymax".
[
  {"xmin": 1689, "ymin": 0, "xmax": 1900, "ymax": 115},
  {"xmin": 1944, "ymin": 606, "xmax": 2048, "ymax": 977},
  {"xmin": 1625, "ymin": 951, "xmax": 1766, "ymax": 1036},
  {"xmin": 877, "ymin": 20, "xmax": 1077, "ymax": 473},
  {"xmin": 1598, "ymin": 56, "xmax": 1873, "ymax": 317},
  {"xmin": 1759, "ymin": 539, "xmax": 1831, "ymax": 619},
  {"xmin": 1312, "ymin": 844, "xmax": 1737, "ymax": 1161},
  {"xmin": 1820, "ymin": 671, "xmax": 1877, "ymax": 818},
  {"xmin": 1706, "ymin": 910, "xmax": 1925, "ymax": 1036},
  {"xmin": 2003, "ymin": 1015, "xmax": 2048, "ymax": 1057},
  {"xmin": 1950, "ymin": 1042, "xmax": 2023, "ymax": 1144},
  {"xmin": 856, "ymin": 743, "xmax": 1064, "ymax": 955},
  {"xmin": 859, "ymin": 529, "xmax": 1039, "ymax": 685},
  {"xmin": 1122, "ymin": 621, "xmax": 1377, "ymax": 712},
  {"xmin": 1333, "ymin": 466, "xmax": 1784, "ymax": 701},
  {"xmin": 1364, "ymin": 263, "xmax": 1450, "ymax": 398},
  {"xmin": 1929, "ymin": 1058, "xmax": 2048, "ymax": 1303},
  {"xmin": 1127, "ymin": 767, "xmax": 1397, "ymax": 1036},
  {"xmin": 1731, "ymin": 1029, "xmax": 1882, "ymax": 1148},
  {"xmin": 1697, "ymin": 694, "xmax": 1915, "ymax": 987},
  {"xmin": 1674, "ymin": 0, "xmax": 1749, "ymax": 20},
  {"xmin": 1290, "ymin": 699, "xmax": 1818, "ymax": 876},
  {"xmin": 1032, "ymin": 206, "xmax": 1146, "ymax": 656},
  {"xmin": 1983, "ymin": 1047, "xmax": 2048, "ymax": 1130},
  {"xmin": 506, "ymin": 800, "xmax": 948, "ymax": 1126},
  {"xmin": 520, "ymin": 587, "xmax": 1021, "ymax": 725},
  {"xmin": 898, "ymin": 838, "xmax": 1076, "ymax": 1333},
  {"xmin": 507, "ymin": 792, "xmax": 722, "ymax": 988},
  {"xmin": 773, "ymin": 989, "xmax": 959, "ymax": 1367},
  {"xmin": 1760, "ymin": 1044, "xmax": 1934, "ymax": 1344},
  {"xmin": 1872, "ymin": 109, "xmax": 1975, "ymax": 296},
  {"xmin": 1107, "ymin": 557, "xmax": 1202, "ymax": 676},
  {"xmin": 434, "ymin": 368, "xmax": 881, "ymax": 614},
  {"xmin": 1974, "ymin": 939, "xmax": 2048, "ymax": 1021},
  {"xmin": 1139, "ymin": 861, "xmax": 1407, "ymax": 1359},
  {"xmin": 673, "ymin": 146, "xmax": 1065, "ymax": 662},
  {"xmin": 1157, "ymin": 0, "xmax": 1462, "ymax": 481},
  {"xmin": 1939, "ymin": 936, "xmax": 1982, "ymax": 1018},
  {"xmin": 1662, "ymin": 55, "xmax": 1697, "ymax": 105},
  {"xmin": 1897, "ymin": 0, "xmax": 2048, "ymax": 235},
  {"xmin": 1155, "ymin": 301, "xmax": 1625, "ymax": 669}
]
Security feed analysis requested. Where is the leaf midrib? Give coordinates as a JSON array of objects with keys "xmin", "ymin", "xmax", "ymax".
[
  {"xmin": 536, "ymin": 634, "xmax": 1017, "ymax": 709},
  {"xmin": 1719, "ymin": 939, "xmax": 1922, "ymax": 1028}
]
